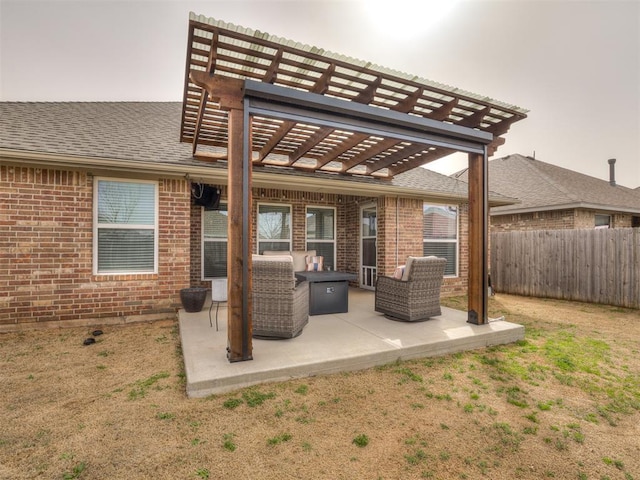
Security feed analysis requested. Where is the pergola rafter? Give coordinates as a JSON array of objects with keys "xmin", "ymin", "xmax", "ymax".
[
  {"xmin": 180, "ymin": 13, "xmax": 528, "ymax": 362},
  {"xmin": 181, "ymin": 15, "xmax": 526, "ymax": 176}
]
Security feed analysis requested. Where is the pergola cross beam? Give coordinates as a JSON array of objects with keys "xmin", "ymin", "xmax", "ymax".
[{"xmin": 243, "ymin": 80, "xmax": 492, "ymax": 151}]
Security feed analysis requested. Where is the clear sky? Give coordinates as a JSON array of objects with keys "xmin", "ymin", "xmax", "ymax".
[{"xmin": 1, "ymin": 0, "xmax": 639, "ymax": 188}]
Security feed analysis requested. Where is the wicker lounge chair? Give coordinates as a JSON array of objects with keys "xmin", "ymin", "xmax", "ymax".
[
  {"xmin": 374, "ymin": 256, "xmax": 447, "ymax": 322},
  {"xmin": 252, "ymin": 254, "xmax": 309, "ymax": 338}
]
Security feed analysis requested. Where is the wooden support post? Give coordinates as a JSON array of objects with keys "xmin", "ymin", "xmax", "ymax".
[
  {"xmin": 188, "ymin": 73, "xmax": 252, "ymax": 361},
  {"xmin": 467, "ymin": 151, "xmax": 488, "ymax": 325},
  {"xmin": 226, "ymin": 106, "xmax": 253, "ymax": 362}
]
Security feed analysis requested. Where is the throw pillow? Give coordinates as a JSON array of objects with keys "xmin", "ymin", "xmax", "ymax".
[
  {"xmin": 402, "ymin": 256, "xmax": 417, "ymax": 281},
  {"xmin": 305, "ymin": 255, "xmax": 323, "ymax": 272},
  {"xmin": 392, "ymin": 265, "xmax": 405, "ymax": 280}
]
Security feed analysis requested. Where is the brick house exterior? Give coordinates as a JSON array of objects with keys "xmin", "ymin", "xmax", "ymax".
[
  {"xmin": 454, "ymin": 154, "xmax": 640, "ymax": 232},
  {"xmin": 1, "ymin": 165, "xmax": 191, "ymax": 329},
  {"xmin": 188, "ymin": 188, "xmax": 470, "ymax": 294},
  {"xmin": 490, "ymin": 208, "xmax": 638, "ymax": 232},
  {"xmin": 0, "ymin": 102, "xmax": 511, "ymax": 331}
]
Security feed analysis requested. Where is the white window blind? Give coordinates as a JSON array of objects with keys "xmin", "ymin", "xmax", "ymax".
[
  {"xmin": 423, "ymin": 204, "xmax": 458, "ymax": 276},
  {"xmin": 95, "ymin": 179, "xmax": 157, "ymax": 274},
  {"xmin": 202, "ymin": 204, "xmax": 228, "ymax": 279}
]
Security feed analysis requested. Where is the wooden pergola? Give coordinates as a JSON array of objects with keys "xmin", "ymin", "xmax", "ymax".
[{"xmin": 180, "ymin": 13, "xmax": 528, "ymax": 362}]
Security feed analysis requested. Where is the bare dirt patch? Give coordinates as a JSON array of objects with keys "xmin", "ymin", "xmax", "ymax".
[{"xmin": 1, "ymin": 295, "xmax": 639, "ymax": 479}]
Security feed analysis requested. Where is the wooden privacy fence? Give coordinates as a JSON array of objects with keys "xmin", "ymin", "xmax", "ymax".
[{"xmin": 490, "ymin": 228, "xmax": 640, "ymax": 309}]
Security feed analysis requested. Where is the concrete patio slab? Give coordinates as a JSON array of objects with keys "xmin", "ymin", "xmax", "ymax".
[{"xmin": 179, "ymin": 289, "xmax": 524, "ymax": 398}]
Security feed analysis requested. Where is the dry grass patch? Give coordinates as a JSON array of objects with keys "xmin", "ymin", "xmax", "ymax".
[{"xmin": 1, "ymin": 295, "xmax": 639, "ymax": 479}]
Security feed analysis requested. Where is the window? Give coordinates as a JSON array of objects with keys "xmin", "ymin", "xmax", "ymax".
[
  {"xmin": 257, "ymin": 203, "xmax": 291, "ymax": 253},
  {"xmin": 595, "ymin": 214, "xmax": 611, "ymax": 229},
  {"xmin": 423, "ymin": 204, "xmax": 458, "ymax": 276},
  {"xmin": 306, "ymin": 206, "xmax": 336, "ymax": 270},
  {"xmin": 94, "ymin": 178, "xmax": 157, "ymax": 274},
  {"xmin": 202, "ymin": 203, "xmax": 228, "ymax": 279}
]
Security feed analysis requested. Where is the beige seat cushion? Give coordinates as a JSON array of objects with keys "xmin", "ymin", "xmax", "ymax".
[
  {"xmin": 263, "ymin": 250, "xmax": 291, "ymax": 256},
  {"xmin": 262, "ymin": 250, "xmax": 316, "ymax": 272},
  {"xmin": 291, "ymin": 250, "xmax": 316, "ymax": 272},
  {"xmin": 402, "ymin": 256, "xmax": 418, "ymax": 281}
]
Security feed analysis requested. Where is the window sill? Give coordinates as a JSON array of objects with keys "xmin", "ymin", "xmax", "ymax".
[{"xmin": 92, "ymin": 273, "xmax": 159, "ymax": 282}]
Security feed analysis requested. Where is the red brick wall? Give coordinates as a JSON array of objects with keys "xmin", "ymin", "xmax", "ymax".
[
  {"xmin": 343, "ymin": 197, "xmax": 365, "ymax": 276},
  {"xmin": 377, "ymin": 197, "xmax": 422, "ymax": 274},
  {"xmin": 0, "ymin": 164, "xmax": 489, "ymax": 330},
  {"xmin": 0, "ymin": 166, "xmax": 190, "ymax": 330},
  {"xmin": 449, "ymin": 204, "xmax": 469, "ymax": 296},
  {"xmin": 612, "ymin": 214, "xmax": 634, "ymax": 228},
  {"xmin": 491, "ymin": 209, "xmax": 577, "ymax": 232},
  {"xmin": 376, "ymin": 197, "xmax": 468, "ymax": 297},
  {"xmin": 192, "ymin": 190, "xmax": 474, "ymax": 296},
  {"xmin": 491, "ymin": 208, "xmax": 635, "ymax": 232},
  {"xmin": 190, "ymin": 187, "xmax": 368, "ymax": 287}
]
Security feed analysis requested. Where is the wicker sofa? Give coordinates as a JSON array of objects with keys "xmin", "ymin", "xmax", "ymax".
[
  {"xmin": 374, "ymin": 256, "xmax": 447, "ymax": 322},
  {"xmin": 252, "ymin": 254, "xmax": 309, "ymax": 338}
]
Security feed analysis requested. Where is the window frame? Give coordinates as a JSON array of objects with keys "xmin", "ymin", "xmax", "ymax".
[
  {"xmin": 305, "ymin": 205, "xmax": 337, "ymax": 270},
  {"xmin": 256, "ymin": 202, "xmax": 292, "ymax": 254},
  {"xmin": 201, "ymin": 202, "xmax": 228, "ymax": 280},
  {"xmin": 595, "ymin": 213, "xmax": 611, "ymax": 229},
  {"xmin": 422, "ymin": 203, "xmax": 459, "ymax": 278},
  {"xmin": 93, "ymin": 177, "xmax": 158, "ymax": 275}
]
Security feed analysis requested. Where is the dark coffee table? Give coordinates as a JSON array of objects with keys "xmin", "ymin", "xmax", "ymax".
[{"xmin": 295, "ymin": 271, "xmax": 357, "ymax": 315}]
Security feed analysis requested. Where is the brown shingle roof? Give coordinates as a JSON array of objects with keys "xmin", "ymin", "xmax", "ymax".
[
  {"xmin": 454, "ymin": 154, "xmax": 640, "ymax": 214},
  {"xmin": 0, "ymin": 102, "xmax": 196, "ymax": 165}
]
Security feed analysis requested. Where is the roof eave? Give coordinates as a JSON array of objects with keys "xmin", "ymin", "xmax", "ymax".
[
  {"xmin": 491, "ymin": 202, "xmax": 640, "ymax": 216},
  {"xmin": 0, "ymin": 149, "xmax": 225, "ymax": 180},
  {"xmin": 2, "ymin": 148, "xmax": 503, "ymax": 204}
]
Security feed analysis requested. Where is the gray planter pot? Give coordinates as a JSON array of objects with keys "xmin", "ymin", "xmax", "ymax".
[{"xmin": 180, "ymin": 288, "xmax": 207, "ymax": 313}]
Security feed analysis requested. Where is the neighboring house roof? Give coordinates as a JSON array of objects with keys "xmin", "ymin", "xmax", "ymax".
[
  {"xmin": 0, "ymin": 102, "xmax": 517, "ymax": 206},
  {"xmin": 453, "ymin": 153, "xmax": 640, "ymax": 215}
]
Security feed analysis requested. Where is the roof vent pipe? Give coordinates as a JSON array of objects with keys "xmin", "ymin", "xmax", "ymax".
[{"xmin": 608, "ymin": 158, "xmax": 616, "ymax": 186}]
